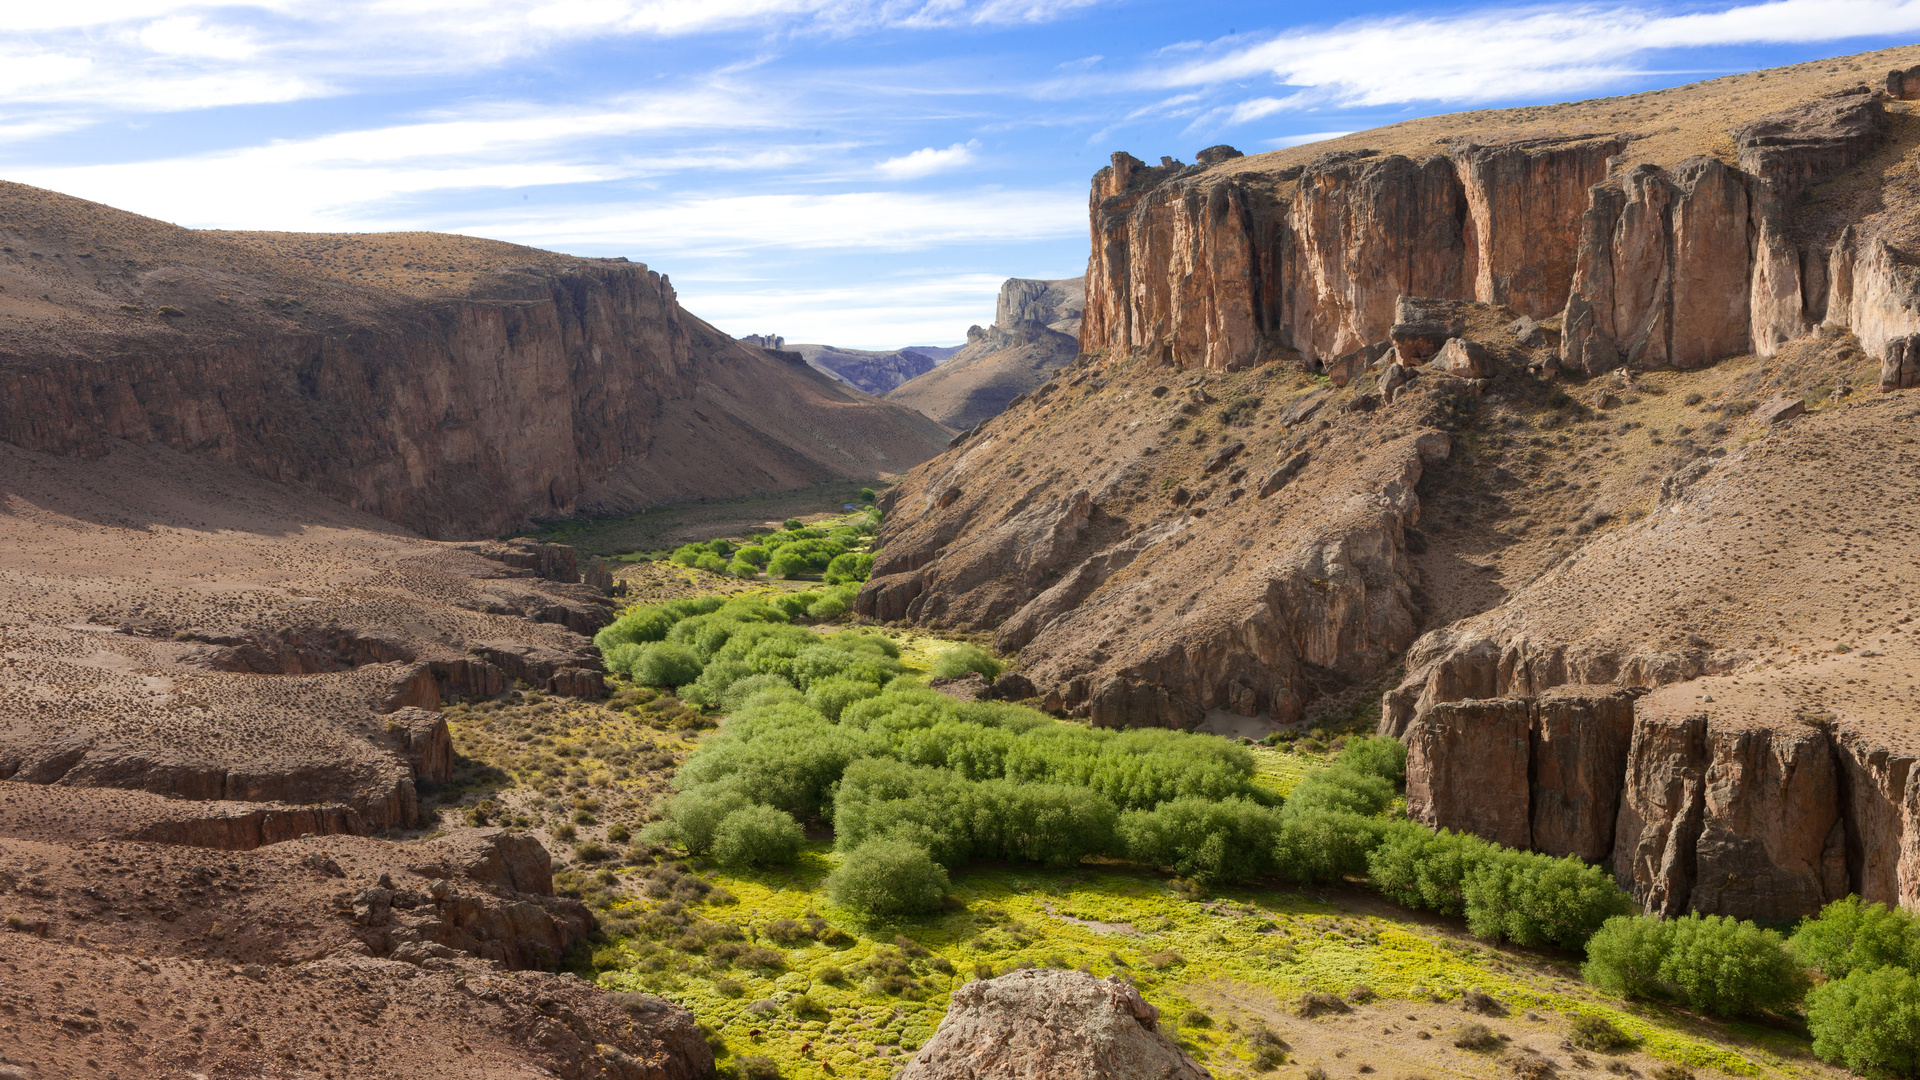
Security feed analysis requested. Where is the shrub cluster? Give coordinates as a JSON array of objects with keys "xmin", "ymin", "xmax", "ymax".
[
  {"xmin": 1583, "ymin": 913, "xmax": 1807, "ymax": 1017},
  {"xmin": 1368, "ymin": 826, "xmax": 1631, "ymax": 951},
  {"xmin": 665, "ymin": 512, "xmax": 879, "ymax": 581},
  {"xmin": 595, "ymin": 589, "xmax": 868, "ymax": 692},
  {"xmin": 1794, "ymin": 898, "xmax": 1920, "ymax": 1077}
]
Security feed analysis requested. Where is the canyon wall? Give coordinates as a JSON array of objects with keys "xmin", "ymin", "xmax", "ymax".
[
  {"xmin": 1081, "ymin": 94, "xmax": 1919, "ymax": 379},
  {"xmin": 0, "ymin": 185, "xmax": 949, "ymax": 540}
]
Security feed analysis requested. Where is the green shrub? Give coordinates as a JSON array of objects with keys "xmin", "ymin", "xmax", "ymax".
[
  {"xmin": 825, "ymin": 838, "xmax": 949, "ymax": 917},
  {"xmin": 1273, "ymin": 809, "xmax": 1391, "ymax": 884},
  {"xmin": 645, "ymin": 787, "xmax": 752, "ymax": 855},
  {"xmin": 930, "ymin": 644, "xmax": 1003, "ymax": 681},
  {"xmin": 1336, "ymin": 735, "xmax": 1408, "ymax": 783},
  {"xmin": 825, "ymin": 552, "xmax": 876, "ymax": 584},
  {"xmin": 785, "ymin": 518, "xmax": 805, "ymax": 529},
  {"xmin": 695, "ymin": 553, "xmax": 729, "ymax": 574},
  {"xmin": 736, "ymin": 545, "xmax": 771, "ymax": 568},
  {"xmin": 1584, "ymin": 915, "xmax": 1675, "ymax": 1000},
  {"xmin": 807, "ymin": 676, "xmax": 883, "ymax": 721},
  {"xmin": 1119, "ymin": 796, "xmax": 1285, "ymax": 884},
  {"xmin": 768, "ymin": 551, "xmax": 810, "ymax": 578},
  {"xmin": 1461, "ymin": 849, "xmax": 1632, "ymax": 951},
  {"xmin": 1284, "ymin": 766, "xmax": 1396, "ymax": 817},
  {"xmin": 859, "ymin": 487, "xmax": 876, "ymax": 502},
  {"xmin": 707, "ymin": 538, "xmax": 735, "ymax": 557},
  {"xmin": 1367, "ymin": 825, "xmax": 1487, "ymax": 916},
  {"xmin": 728, "ymin": 560, "xmax": 760, "ymax": 578},
  {"xmin": 712, "ymin": 805, "xmax": 805, "ymax": 868},
  {"xmin": 1792, "ymin": 895, "xmax": 1920, "ymax": 978},
  {"xmin": 1806, "ymin": 965, "xmax": 1920, "ymax": 1078},
  {"xmin": 807, "ymin": 595, "xmax": 848, "ymax": 620},
  {"xmin": 721, "ymin": 674, "xmax": 797, "ymax": 713},
  {"xmin": 624, "ymin": 642, "xmax": 704, "ymax": 687},
  {"xmin": 1658, "ymin": 913, "xmax": 1808, "ymax": 1017}
]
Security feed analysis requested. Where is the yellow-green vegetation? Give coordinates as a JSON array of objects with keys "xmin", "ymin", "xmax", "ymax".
[
  {"xmin": 580, "ymin": 847, "xmax": 1819, "ymax": 1080},
  {"xmin": 522, "ymin": 480, "xmax": 885, "ymax": 558}
]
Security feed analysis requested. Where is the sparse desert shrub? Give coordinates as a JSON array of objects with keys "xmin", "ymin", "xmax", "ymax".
[
  {"xmin": 1568, "ymin": 1014, "xmax": 1636, "ymax": 1053},
  {"xmin": 158, "ymin": 305, "xmax": 185, "ymax": 317},
  {"xmin": 1459, "ymin": 989, "xmax": 1506, "ymax": 1016},
  {"xmin": 573, "ymin": 839, "xmax": 613, "ymax": 862},
  {"xmin": 1183, "ymin": 1009, "xmax": 1213, "ymax": 1028},
  {"xmin": 1650, "ymin": 1067, "xmax": 1691, "ymax": 1080},
  {"xmin": 710, "ymin": 804, "xmax": 804, "ymax": 868},
  {"xmin": 1806, "ymin": 965, "xmax": 1920, "ymax": 1077},
  {"xmin": 824, "ymin": 838, "xmax": 949, "ymax": 917},
  {"xmin": 1248, "ymin": 1025, "xmax": 1289, "ymax": 1070},
  {"xmin": 1297, "ymin": 992, "xmax": 1351, "ymax": 1018},
  {"xmin": 1454, "ymin": 1023, "xmax": 1503, "ymax": 1052}
]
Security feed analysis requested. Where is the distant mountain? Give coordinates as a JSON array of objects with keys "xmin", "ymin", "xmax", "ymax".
[
  {"xmin": 780, "ymin": 343, "xmax": 942, "ymax": 395},
  {"xmin": 886, "ymin": 277, "xmax": 1084, "ymax": 430}
]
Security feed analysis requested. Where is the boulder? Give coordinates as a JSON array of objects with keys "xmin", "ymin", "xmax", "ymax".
[
  {"xmin": 1754, "ymin": 397, "xmax": 1806, "ymax": 425},
  {"xmin": 1390, "ymin": 297, "xmax": 1465, "ymax": 365},
  {"xmin": 1202, "ymin": 442, "xmax": 1244, "ymax": 474},
  {"xmin": 1891, "ymin": 64, "xmax": 1920, "ymax": 100},
  {"xmin": 1882, "ymin": 333, "xmax": 1920, "ymax": 391},
  {"xmin": 1431, "ymin": 338, "xmax": 1496, "ymax": 379},
  {"xmin": 1257, "ymin": 451, "xmax": 1311, "ymax": 498},
  {"xmin": 898, "ymin": 969, "xmax": 1211, "ymax": 1080}
]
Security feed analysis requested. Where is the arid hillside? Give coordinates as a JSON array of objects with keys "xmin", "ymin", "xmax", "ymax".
[
  {"xmin": 888, "ymin": 276, "xmax": 1084, "ymax": 429},
  {"xmin": 859, "ymin": 46, "xmax": 1920, "ymax": 919},
  {"xmin": 0, "ymin": 184, "xmax": 950, "ymax": 539}
]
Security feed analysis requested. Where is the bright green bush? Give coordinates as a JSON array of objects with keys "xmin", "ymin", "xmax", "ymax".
[
  {"xmin": 1284, "ymin": 767, "xmax": 1396, "ymax": 817},
  {"xmin": 824, "ymin": 838, "xmax": 949, "ymax": 917},
  {"xmin": 707, "ymin": 538, "xmax": 735, "ymax": 557},
  {"xmin": 806, "ymin": 676, "xmax": 882, "ymax": 721},
  {"xmin": 1792, "ymin": 896, "xmax": 1920, "ymax": 978},
  {"xmin": 1366, "ymin": 825, "xmax": 1488, "ymax": 916},
  {"xmin": 1461, "ymin": 849, "xmax": 1633, "ymax": 951},
  {"xmin": 784, "ymin": 518, "xmax": 804, "ymax": 530},
  {"xmin": 735, "ymin": 545, "xmax": 771, "ymax": 568},
  {"xmin": 645, "ymin": 787, "xmax": 752, "ymax": 855},
  {"xmin": 824, "ymin": 552, "xmax": 875, "ymax": 584},
  {"xmin": 1273, "ymin": 809, "xmax": 1393, "ymax": 884},
  {"xmin": 1583, "ymin": 915, "xmax": 1675, "ymax": 999},
  {"xmin": 833, "ymin": 758, "xmax": 1118, "ymax": 870},
  {"xmin": 694, "ymin": 553, "xmax": 728, "ymax": 573},
  {"xmin": 623, "ymin": 642, "xmax": 704, "ymax": 687},
  {"xmin": 1119, "ymin": 796, "xmax": 1284, "ymax": 884},
  {"xmin": 1807, "ymin": 966, "xmax": 1920, "ymax": 1077},
  {"xmin": 1658, "ymin": 913, "xmax": 1808, "ymax": 1017},
  {"xmin": 930, "ymin": 644, "xmax": 1003, "ymax": 681},
  {"xmin": 728, "ymin": 560, "xmax": 760, "ymax": 578},
  {"xmin": 712, "ymin": 804, "xmax": 805, "ymax": 868},
  {"xmin": 719, "ymin": 673, "xmax": 795, "ymax": 712},
  {"xmin": 859, "ymin": 487, "xmax": 876, "ymax": 502},
  {"xmin": 1337, "ymin": 735, "xmax": 1409, "ymax": 783},
  {"xmin": 807, "ymin": 595, "xmax": 848, "ymax": 619},
  {"xmin": 768, "ymin": 551, "xmax": 810, "ymax": 578}
]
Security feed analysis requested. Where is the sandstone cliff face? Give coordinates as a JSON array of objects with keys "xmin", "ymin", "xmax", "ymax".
[
  {"xmin": 1082, "ymin": 137, "xmax": 1619, "ymax": 370},
  {"xmin": 1081, "ymin": 92, "xmax": 1920, "ymax": 383},
  {"xmin": 0, "ymin": 182, "xmax": 949, "ymax": 540}
]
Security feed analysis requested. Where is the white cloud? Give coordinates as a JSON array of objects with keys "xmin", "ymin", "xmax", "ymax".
[
  {"xmin": 459, "ymin": 188, "xmax": 1086, "ymax": 256},
  {"xmin": 684, "ymin": 272, "xmax": 1010, "ymax": 348},
  {"xmin": 876, "ymin": 140, "xmax": 980, "ymax": 179},
  {"xmin": 1152, "ymin": 0, "xmax": 1920, "ymax": 110},
  {"xmin": 1265, "ymin": 130, "xmax": 1355, "ymax": 149}
]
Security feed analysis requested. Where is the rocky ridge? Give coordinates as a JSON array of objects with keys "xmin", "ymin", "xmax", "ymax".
[{"xmin": 888, "ymin": 276, "xmax": 1086, "ymax": 430}]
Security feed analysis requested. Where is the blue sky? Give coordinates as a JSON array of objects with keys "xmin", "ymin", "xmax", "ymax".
[{"xmin": 2, "ymin": 2, "xmax": 1915, "ymax": 348}]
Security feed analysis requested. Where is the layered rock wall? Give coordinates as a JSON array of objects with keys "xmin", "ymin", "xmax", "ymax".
[{"xmin": 1084, "ymin": 95, "xmax": 1920, "ymax": 378}]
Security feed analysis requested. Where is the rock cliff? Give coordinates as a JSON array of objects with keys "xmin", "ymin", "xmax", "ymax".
[
  {"xmin": 0, "ymin": 181, "xmax": 949, "ymax": 540},
  {"xmin": 888, "ymin": 276, "xmax": 1085, "ymax": 429}
]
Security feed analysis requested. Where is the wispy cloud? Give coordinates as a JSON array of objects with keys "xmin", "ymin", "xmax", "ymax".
[
  {"xmin": 876, "ymin": 140, "xmax": 980, "ymax": 179},
  {"xmin": 1153, "ymin": 0, "xmax": 1920, "ymax": 112},
  {"xmin": 685, "ymin": 271, "xmax": 1012, "ymax": 347},
  {"xmin": 462, "ymin": 188, "xmax": 1086, "ymax": 256}
]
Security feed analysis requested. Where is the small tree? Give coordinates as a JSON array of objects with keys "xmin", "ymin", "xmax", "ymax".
[
  {"xmin": 1791, "ymin": 895, "xmax": 1920, "ymax": 978},
  {"xmin": 1807, "ymin": 966, "xmax": 1920, "ymax": 1078},
  {"xmin": 859, "ymin": 487, "xmax": 876, "ymax": 502},
  {"xmin": 1659, "ymin": 913, "xmax": 1809, "ymax": 1017},
  {"xmin": 1584, "ymin": 915, "xmax": 1674, "ymax": 1000},
  {"xmin": 824, "ymin": 838, "xmax": 949, "ymax": 917},
  {"xmin": 712, "ymin": 805, "xmax": 805, "ymax": 868},
  {"xmin": 627, "ymin": 642, "xmax": 703, "ymax": 687},
  {"xmin": 784, "ymin": 517, "xmax": 805, "ymax": 530}
]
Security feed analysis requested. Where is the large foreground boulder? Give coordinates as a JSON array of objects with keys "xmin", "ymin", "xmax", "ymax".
[{"xmin": 898, "ymin": 969, "xmax": 1211, "ymax": 1080}]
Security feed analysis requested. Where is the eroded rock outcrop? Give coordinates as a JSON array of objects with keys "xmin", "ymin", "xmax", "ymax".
[{"xmin": 898, "ymin": 969, "xmax": 1210, "ymax": 1080}]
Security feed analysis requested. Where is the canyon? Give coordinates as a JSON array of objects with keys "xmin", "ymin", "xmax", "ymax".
[
  {"xmin": 860, "ymin": 44, "xmax": 1920, "ymax": 920},
  {"xmin": 887, "ymin": 276, "xmax": 1085, "ymax": 430}
]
